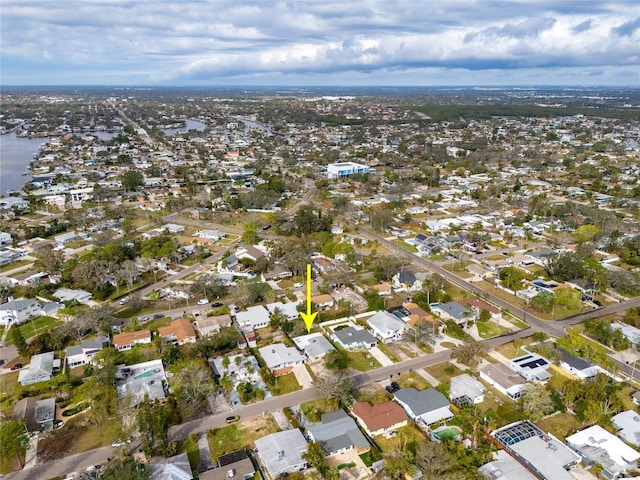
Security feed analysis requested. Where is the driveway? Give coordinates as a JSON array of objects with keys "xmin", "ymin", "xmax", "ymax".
[
  {"xmin": 292, "ymin": 365, "xmax": 314, "ymax": 389},
  {"xmin": 369, "ymin": 346, "xmax": 393, "ymax": 367}
]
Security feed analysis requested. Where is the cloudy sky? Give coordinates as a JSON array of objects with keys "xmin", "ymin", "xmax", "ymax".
[{"xmin": 1, "ymin": 0, "xmax": 639, "ymax": 86}]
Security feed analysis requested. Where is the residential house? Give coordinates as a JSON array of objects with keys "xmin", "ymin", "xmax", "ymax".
[
  {"xmin": 612, "ymin": 410, "xmax": 640, "ymax": 447},
  {"xmin": 54, "ymin": 231, "xmax": 78, "ymax": 245},
  {"xmin": 65, "ymin": 336, "xmax": 110, "ymax": 368},
  {"xmin": 194, "ymin": 314, "xmax": 231, "ymax": 337},
  {"xmin": 333, "ymin": 325, "xmax": 378, "ymax": 350},
  {"xmin": 326, "ymin": 161, "xmax": 370, "ymax": 179},
  {"xmin": 18, "ymin": 352, "xmax": 60, "ymax": 386},
  {"xmin": 478, "ymin": 450, "xmax": 538, "ymax": 480},
  {"xmin": 394, "ymin": 388, "xmax": 453, "ymax": 426},
  {"xmin": 401, "ymin": 302, "xmax": 438, "ymax": 327},
  {"xmin": 258, "ymin": 343, "xmax": 306, "ymax": 376},
  {"xmin": 351, "ymin": 401, "xmax": 408, "ymax": 437},
  {"xmin": 558, "ymin": 349, "xmax": 598, "ymax": 379},
  {"xmin": 310, "ymin": 294, "xmax": 335, "ymax": 310},
  {"xmin": 490, "ymin": 421, "xmax": 580, "ymax": 480},
  {"xmin": 12, "ymin": 397, "xmax": 56, "ymax": 431},
  {"xmin": 236, "ymin": 245, "xmax": 267, "ymax": 262},
  {"xmin": 371, "ymin": 283, "xmax": 392, "ymax": 296},
  {"xmin": 261, "ymin": 263, "xmax": 293, "ymax": 281},
  {"xmin": 312, "ymin": 257, "xmax": 336, "ymax": 273},
  {"xmin": 210, "ymin": 353, "xmax": 260, "ymax": 385},
  {"xmin": 509, "ymin": 353, "xmax": 551, "ymax": 382},
  {"xmin": 466, "ymin": 264, "xmax": 492, "ymax": 282},
  {"xmin": 460, "ymin": 298, "xmax": 502, "ymax": 322},
  {"xmin": 367, "ymin": 310, "xmax": 409, "ymax": 343},
  {"xmin": 236, "ymin": 305, "xmax": 271, "ymax": 330},
  {"xmin": 52, "ymin": 287, "xmax": 93, "ymax": 304},
  {"xmin": 0, "ymin": 231, "xmax": 11, "ymax": 246},
  {"xmin": 566, "ymin": 425, "xmax": 640, "ymax": 480},
  {"xmin": 254, "ymin": 429, "xmax": 308, "ymax": 479},
  {"xmin": 306, "ymin": 410, "xmax": 370, "ymax": 456},
  {"xmin": 479, "ymin": 363, "xmax": 529, "ymax": 400},
  {"xmin": 194, "ymin": 229, "xmax": 225, "ymax": 241},
  {"xmin": 450, "ymin": 374, "xmax": 486, "ymax": 407},
  {"xmin": 150, "ymin": 453, "xmax": 193, "ymax": 480},
  {"xmin": 158, "ymin": 318, "xmax": 197, "ymax": 345},
  {"xmin": 266, "ymin": 301, "xmax": 301, "ymax": 320},
  {"xmin": 292, "ymin": 333, "xmax": 335, "ymax": 363},
  {"xmin": 201, "ymin": 449, "xmax": 255, "ymax": 480},
  {"xmin": 115, "ymin": 359, "xmax": 167, "ymax": 406},
  {"xmin": 161, "ymin": 223, "xmax": 186, "ymax": 234},
  {"xmin": 432, "ymin": 301, "xmax": 477, "ymax": 325},
  {"xmin": 112, "ymin": 329, "xmax": 152, "ymax": 351},
  {"xmin": 392, "ymin": 268, "xmax": 422, "ymax": 292},
  {"xmin": 0, "ymin": 297, "xmax": 40, "ymax": 326},
  {"xmin": 611, "ymin": 322, "xmax": 640, "ymax": 346}
]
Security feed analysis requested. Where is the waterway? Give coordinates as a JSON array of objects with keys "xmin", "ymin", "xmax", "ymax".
[
  {"xmin": 237, "ymin": 117, "xmax": 271, "ymax": 134},
  {"xmin": 163, "ymin": 119, "xmax": 206, "ymax": 136},
  {"xmin": 0, "ymin": 133, "xmax": 48, "ymax": 195}
]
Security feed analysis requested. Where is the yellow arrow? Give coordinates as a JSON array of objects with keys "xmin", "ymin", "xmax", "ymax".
[{"xmin": 300, "ymin": 263, "xmax": 318, "ymax": 333}]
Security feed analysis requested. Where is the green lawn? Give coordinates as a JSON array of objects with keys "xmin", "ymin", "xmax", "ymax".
[
  {"xmin": 376, "ymin": 343, "xmax": 400, "ymax": 363},
  {"xmin": 207, "ymin": 414, "xmax": 280, "ymax": 459},
  {"xmin": 301, "ymin": 398, "xmax": 335, "ymax": 423},
  {"xmin": 424, "ymin": 362, "xmax": 464, "ymax": 384},
  {"xmin": 177, "ymin": 436, "xmax": 201, "ymax": 477},
  {"xmin": 537, "ymin": 413, "xmax": 584, "ymax": 439},
  {"xmin": 269, "ymin": 373, "xmax": 301, "ymax": 396},
  {"xmin": 10, "ymin": 316, "xmax": 62, "ymax": 343},
  {"xmin": 476, "ymin": 321, "xmax": 511, "ymax": 339},
  {"xmin": 494, "ymin": 338, "xmax": 535, "ymax": 359},
  {"xmin": 395, "ymin": 371, "xmax": 431, "ymax": 391},
  {"xmin": 344, "ymin": 349, "xmax": 381, "ymax": 371},
  {"xmin": 0, "ymin": 259, "xmax": 32, "ymax": 272}
]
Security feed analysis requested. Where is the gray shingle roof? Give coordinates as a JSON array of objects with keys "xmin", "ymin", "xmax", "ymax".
[
  {"xmin": 334, "ymin": 326, "xmax": 377, "ymax": 346},
  {"xmin": 394, "ymin": 388, "xmax": 450, "ymax": 416},
  {"xmin": 307, "ymin": 410, "xmax": 369, "ymax": 454}
]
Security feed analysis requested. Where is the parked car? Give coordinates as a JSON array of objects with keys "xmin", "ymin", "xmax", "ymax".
[
  {"xmin": 390, "ymin": 381, "xmax": 400, "ymax": 391},
  {"xmin": 262, "ymin": 224, "xmax": 272, "ymax": 231},
  {"xmin": 111, "ymin": 440, "xmax": 125, "ymax": 448},
  {"xmin": 0, "ymin": 359, "xmax": 5, "ymax": 366},
  {"xmin": 11, "ymin": 363, "xmax": 22, "ymax": 371},
  {"xmin": 198, "ymin": 298, "xmax": 209, "ymax": 305},
  {"xmin": 119, "ymin": 296, "xmax": 129, "ymax": 305},
  {"xmin": 211, "ymin": 302, "xmax": 224, "ymax": 308},
  {"xmin": 226, "ymin": 415, "xmax": 240, "ymax": 424},
  {"xmin": 138, "ymin": 316, "xmax": 149, "ymax": 322},
  {"xmin": 152, "ymin": 313, "xmax": 164, "ymax": 319}
]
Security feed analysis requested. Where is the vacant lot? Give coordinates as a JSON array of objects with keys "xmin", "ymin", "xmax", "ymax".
[{"xmin": 207, "ymin": 414, "xmax": 280, "ymax": 459}]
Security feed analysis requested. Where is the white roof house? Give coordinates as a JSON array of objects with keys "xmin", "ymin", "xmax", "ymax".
[
  {"xmin": 266, "ymin": 301, "xmax": 301, "ymax": 320},
  {"xmin": 18, "ymin": 352, "xmax": 59, "ymax": 386},
  {"xmin": 478, "ymin": 450, "xmax": 537, "ymax": 480},
  {"xmin": 292, "ymin": 333, "xmax": 335, "ymax": 362},
  {"xmin": 258, "ymin": 343, "xmax": 306, "ymax": 374},
  {"xmin": 450, "ymin": 374, "xmax": 485, "ymax": 406},
  {"xmin": 566, "ymin": 425, "xmax": 640, "ymax": 480},
  {"xmin": 255, "ymin": 429, "xmax": 308, "ymax": 479},
  {"xmin": 115, "ymin": 359, "xmax": 167, "ymax": 407},
  {"xmin": 52, "ymin": 287, "xmax": 93, "ymax": 304},
  {"xmin": 236, "ymin": 305, "xmax": 271, "ymax": 330},
  {"xmin": 210, "ymin": 353, "xmax": 260, "ymax": 385},
  {"xmin": 0, "ymin": 297, "xmax": 40, "ymax": 326},
  {"xmin": 612, "ymin": 410, "xmax": 640, "ymax": 447},
  {"xmin": 508, "ymin": 353, "xmax": 551, "ymax": 382},
  {"xmin": 366, "ymin": 310, "xmax": 409, "ymax": 343}
]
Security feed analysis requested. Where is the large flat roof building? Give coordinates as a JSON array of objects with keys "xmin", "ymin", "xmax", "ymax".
[{"xmin": 326, "ymin": 162, "xmax": 370, "ymax": 179}]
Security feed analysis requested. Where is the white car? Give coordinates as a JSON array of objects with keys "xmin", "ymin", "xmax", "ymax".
[{"xmin": 197, "ymin": 298, "xmax": 209, "ymax": 305}]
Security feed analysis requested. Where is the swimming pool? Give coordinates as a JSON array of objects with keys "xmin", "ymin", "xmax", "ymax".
[
  {"xmin": 134, "ymin": 370, "xmax": 155, "ymax": 380},
  {"xmin": 432, "ymin": 426, "xmax": 462, "ymax": 441}
]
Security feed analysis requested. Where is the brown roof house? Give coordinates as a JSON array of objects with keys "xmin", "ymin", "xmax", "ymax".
[
  {"xmin": 351, "ymin": 401, "xmax": 408, "ymax": 437},
  {"xmin": 158, "ymin": 318, "xmax": 197, "ymax": 345},
  {"xmin": 112, "ymin": 330, "xmax": 152, "ymax": 351}
]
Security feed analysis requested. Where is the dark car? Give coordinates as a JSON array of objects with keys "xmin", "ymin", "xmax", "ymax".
[
  {"xmin": 262, "ymin": 224, "xmax": 272, "ymax": 231},
  {"xmin": 390, "ymin": 381, "xmax": 400, "ymax": 391},
  {"xmin": 226, "ymin": 415, "xmax": 240, "ymax": 424},
  {"xmin": 211, "ymin": 302, "xmax": 224, "ymax": 308},
  {"xmin": 0, "ymin": 359, "xmax": 5, "ymax": 366},
  {"xmin": 152, "ymin": 313, "xmax": 164, "ymax": 319},
  {"xmin": 385, "ymin": 385, "xmax": 395, "ymax": 394},
  {"xmin": 11, "ymin": 363, "xmax": 22, "ymax": 371}
]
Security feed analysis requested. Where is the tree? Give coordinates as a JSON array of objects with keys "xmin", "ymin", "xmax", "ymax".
[
  {"xmin": 413, "ymin": 320, "xmax": 441, "ymax": 347},
  {"xmin": 314, "ymin": 372, "xmax": 354, "ymax": 407},
  {"xmin": 521, "ymin": 383, "xmax": 554, "ymax": 421},
  {"xmin": 101, "ymin": 458, "xmax": 150, "ymax": 480},
  {"xmin": 0, "ymin": 419, "xmax": 27, "ymax": 469},
  {"xmin": 32, "ymin": 245, "xmax": 65, "ymax": 275},
  {"xmin": 11, "ymin": 327, "xmax": 28, "ymax": 356},
  {"xmin": 478, "ymin": 309, "xmax": 491, "ymax": 323},
  {"xmin": 302, "ymin": 442, "xmax": 340, "ymax": 480},
  {"xmin": 499, "ymin": 266, "xmax": 527, "ymax": 291},
  {"xmin": 241, "ymin": 224, "xmax": 260, "ymax": 245},
  {"xmin": 369, "ymin": 206, "xmax": 394, "ymax": 232},
  {"xmin": 172, "ymin": 359, "xmax": 216, "ymax": 406},
  {"xmin": 414, "ymin": 441, "xmax": 455, "ymax": 478},
  {"xmin": 219, "ymin": 374, "xmax": 234, "ymax": 400},
  {"xmin": 365, "ymin": 291, "xmax": 385, "ymax": 311},
  {"xmin": 324, "ymin": 349, "xmax": 348, "ymax": 370},
  {"xmin": 373, "ymin": 255, "xmax": 409, "ymax": 282},
  {"xmin": 121, "ymin": 170, "xmax": 144, "ymax": 191},
  {"xmin": 451, "ymin": 340, "xmax": 485, "ymax": 367}
]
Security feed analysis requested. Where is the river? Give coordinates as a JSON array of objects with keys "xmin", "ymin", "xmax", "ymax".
[
  {"xmin": 162, "ymin": 119, "xmax": 206, "ymax": 136},
  {"xmin": 0, "ymin": 133, "xmax": 48, "ymax": 195}
]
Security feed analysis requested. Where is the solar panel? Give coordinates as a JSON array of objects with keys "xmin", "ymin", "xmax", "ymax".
[{"xmin": 217, "ymin": 449, "xmax": 249, "ymax": 467}]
